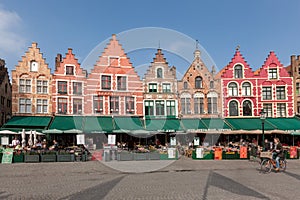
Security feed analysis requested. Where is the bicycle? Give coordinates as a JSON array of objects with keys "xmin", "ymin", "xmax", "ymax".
[{"xmin": 260, "ymin": 151, "xmax": 287, "ymax": 173}]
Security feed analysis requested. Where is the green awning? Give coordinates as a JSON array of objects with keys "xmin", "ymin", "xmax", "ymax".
[
  {"xmin": 145, "ymin": 118, "xmax": 183, "ymax": 132},
  {"xmin": 84, "ymin": 116, "xmax": 113, "ymax": 133},
  {"xmin": 113, "ymin": 116, "xmax": 145, "ymax": 133},
  {"xmin": 225, "ymin": 118, "xmax": 276, "ymax": 130},
  {"xmin": 2, "ymin": 116, "xmax": 52, "ymax": 131},
  {"xmin": 266, "ymin": 117, "xmax": 300, "ymax": 131},
  {"xmin": 201, "ymin": 118, "xmax": 231, "ymax": 131},
  {"xmin": 49, "ymin": 116, "xmax": 84, "ymax": 131},
  {"xmin": 181, "ymin": 118, "xmax": 208, "ymax": 132}
]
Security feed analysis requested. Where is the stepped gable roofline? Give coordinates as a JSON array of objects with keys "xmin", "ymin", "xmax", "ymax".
[
  {"xmin": 220, "ymin": 48, "xmax": 253, "ymax": 78},
  {"xmin": 14, "ymin": 42, "xmax": 49, "ymax": 70},
  {"xmin": 54, "ymin": 48, "xmax": 84, "ymax": 75},
  {"xmin": 151, "ymin": 49, "xmax": 168, "ymax": 64},
  {"xmin": 94, "ymin": 34, "xmax": 133, "ymax": 67},
  {"xmin": 254, "ymin": 51, "xmax": 286, "ymax": 76}
]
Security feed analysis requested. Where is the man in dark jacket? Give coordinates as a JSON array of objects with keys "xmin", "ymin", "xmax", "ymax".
[{"xmin": 273, "ymin": 138, "xmax": 283, "ymax": 171}]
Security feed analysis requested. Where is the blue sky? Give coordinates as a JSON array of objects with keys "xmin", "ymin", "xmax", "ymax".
[{"xmin": 1, "ymin": 0, "xmax": 300, "ymax": 78}]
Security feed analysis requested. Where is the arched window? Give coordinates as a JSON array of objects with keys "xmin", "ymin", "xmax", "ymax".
[
  {"xmin": 228, "ymin": 82, "xmax": 238, "ymax": 96},
  {"xmin": 243, "ymin": 100, "xmax": 252, "ymax": 116},
  {"xmin": 195, "ymin": 76, "xmax": 202, "ymax": 89},
  {"xmin": 229, "ymin": 100, "xmax": 239, "ymax": 116},
  {"xmin": 234, "ymin": 64, "xmax": 243, "ymax": 78},
  {"xmin": 210, "ymin": 81, "xmax": 214, "ymax": 89},
  {"xmin": 242, "ymin": 82, "xmax": 251, "ymax": 96},
  {"xmin": 184, "ymin": 81, "xmax": 188, "ymax": 89},
  {"xmin": 157, "ymin": 68, "xmax": 163, "ymax": 78},
  {"xmin": 30, "ymin": 61, "xmax": 38, "ymax": 72}
]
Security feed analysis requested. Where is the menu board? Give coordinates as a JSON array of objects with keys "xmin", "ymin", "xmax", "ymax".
[{"xmin": 1, "ymin": 149, "xmax": 13, "ymax": 164}]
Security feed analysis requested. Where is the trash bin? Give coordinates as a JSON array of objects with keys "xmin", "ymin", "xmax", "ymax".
[{"xmin": 103, "ymin": 149, "xmax": 111, "ymax": 162}]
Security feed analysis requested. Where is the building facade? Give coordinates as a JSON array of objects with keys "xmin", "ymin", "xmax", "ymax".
[
  {"xmin": 178, "ymin": 48, "xmax": 221, "ymax": 118},
  {"xmin": 85, "ymin": 34, "xmax": 144, "ymax": 116},
  {"xmin": 286, "ymin": 55, "xmax": 300, "ymax": 115},
  {"xmin": 52, "ymin": 48, "xmax": 87, "ymax": 115},
  {"xmin": 256, "ymin": 52, "xmax": 294, "ymax": 117},
  {"xmin": 0, "ymin": 59, "xmax": 12, "ymax": 126},
  {"xmin": 220, "ymin": 49, "xmax": 294, "ymax": 118},
  {"xmin": 11, "ymin": 42, "xmax": 52, "ymax": 116},
  {"xmin": 219, "ymin": 49, "xmax": 258, "ymax": 117},
  {"xmin": 143, "ymin": 49, "xmax": 178, "ymax": 118}
]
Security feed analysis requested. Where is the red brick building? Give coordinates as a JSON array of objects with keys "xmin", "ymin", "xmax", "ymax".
[
  {"xmin": 52, "ymin": 48, "xmax": 87, "ymax": 115},
  {"xmin": 143, "ymin": 49, "xmax": 178, "ymax": 117},
  {"xmin": 85, "ymin": 34, "xmax": 144, "ymax": 116},
  {"xmin": 220, "ymin": 49, "xmax": 294, "ymax": 118},
  {"xmin": 11, "ymin": 42, "xmax": 52, "ymax": 116},
  {"xmin": 178, "ymin": 48, "xmax": 221, "ymax": 118}
]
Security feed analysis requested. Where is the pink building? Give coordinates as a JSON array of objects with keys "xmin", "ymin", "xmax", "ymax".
[
  {"xmin": 85, "ymin": 34, "xmax": 144, "ymax": 116},
  {"xmin": 220, "ymin": 49, "xmax": 294, "ymax": 118}
]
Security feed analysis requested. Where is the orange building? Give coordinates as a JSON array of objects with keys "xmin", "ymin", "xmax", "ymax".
[
  {"xmin": 178, "ymin": 48, "xmax": 221, "ymax": 118},
  {"xmin": 52, "ymin": 48, "xmax": 87, "ymax": 115},
  {"xmin": 11, "ymin": 42, "xmax": 52, "ymax": 116}
]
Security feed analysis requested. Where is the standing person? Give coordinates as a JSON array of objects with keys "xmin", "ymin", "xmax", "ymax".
[
  {"xmin": 264, "ymin": 139, "xmax": 271, "ymax": 151},
  {"xmin": 273, "ymin": 138, "xmax": 283, "ymax": 171},
  {"xmin": 12, "ymin": 137, "xmax": 20, "ymax": 147}
]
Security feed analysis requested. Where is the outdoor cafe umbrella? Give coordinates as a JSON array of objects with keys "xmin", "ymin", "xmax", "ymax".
[
  {"xmin": 21, "ymin": 129, "xmax": 26, "ymax": 148},
  {"xmin": 0, "ymin": 130, "xmax": 18, "ymax": 135},
  {"xmin": 28, "ymin": 130, "xmax": 33, "ymax": 147},
  {"xmin": 33, "ymin": 130, "xmax": 38, "ymax": 145}
]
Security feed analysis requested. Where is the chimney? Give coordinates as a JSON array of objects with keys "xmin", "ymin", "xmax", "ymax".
[{"xmin": 55, "ymin": 54, "xmax": 62, "ymax": 70}]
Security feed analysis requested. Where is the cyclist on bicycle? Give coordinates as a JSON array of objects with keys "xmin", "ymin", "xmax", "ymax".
[{"xmin": 272, "ymin": 138, "xmax": 283, "ymax": 171}]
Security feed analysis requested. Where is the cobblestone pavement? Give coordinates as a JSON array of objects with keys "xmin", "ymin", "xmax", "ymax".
[{"xmin": 1, "ymin": 158, "xmax": 300, "ymax": 200}]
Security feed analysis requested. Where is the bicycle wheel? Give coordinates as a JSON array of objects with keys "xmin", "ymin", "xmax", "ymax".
[
  {"xmin": 280, "ymin": 159, "xmax": 287, "ymax": 172},
  {"xmin": 261, "ymin": 159, "xmax": 272, "ymax": 173}
]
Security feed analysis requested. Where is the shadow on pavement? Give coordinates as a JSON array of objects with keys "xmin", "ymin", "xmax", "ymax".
[{"xmin": 203, "ymin": 171, "xmax": 270, "ymax": 200}]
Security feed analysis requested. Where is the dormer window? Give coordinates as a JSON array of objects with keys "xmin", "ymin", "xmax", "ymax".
[
  {"xmin": 66, "ymin": 65, "xmax": 74, "ymax": 75},
  {"xmin": 234, "ymin": 64, "xmax": 243, "ymax": 78},
  {"xmin": 157, "ymin": 68, "xmax": 163, "ymax": 78},
  {"xmin": 268, "ymin": 68, "xmax": 278, "ymax": 79},
  {"xmin": 30, "ymin": 61, "xmax": 38, "ymax": 72}
]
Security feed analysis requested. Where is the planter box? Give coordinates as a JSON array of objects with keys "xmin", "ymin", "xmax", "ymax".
[
  {"xmin": 134, "ymin": 153, "xmax": 148, "ymax": 160},
  {"xmin": 192, "ymin": 151, "xmax": 213, "ymax": 160},
  {"xmin": 57, "ymin": 154, "xmax": 74, "ymax": 162},
  {"xmin": 41, "ymin": 154, "xmax": 57, "ymax": 162},
  {"xmin": 223, "ymin": 152, "xmax": 238, "ymax": 159},
  {"xmin": 117, "ymin": 152, "xmax": 133, "ymax": 161},
  {"xmin": 148, "ymin": 152, "xmax": 160, "ymax": 160},
  {"xmin": 13, "ymin": 154, "xmax": 24, "ymax": 163},
  {"xmin": 24, "ymin": 155, "xmax": 40, "ymax": 163}
]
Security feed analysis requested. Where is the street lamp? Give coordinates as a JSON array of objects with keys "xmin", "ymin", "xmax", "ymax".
[{"xmin": 260, "ymin": 109, "xmax": 266, "ymax": 150}]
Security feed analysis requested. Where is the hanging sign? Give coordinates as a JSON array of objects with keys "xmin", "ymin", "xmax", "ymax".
[
  {"xmin": 76, "ymin": 134, "xmax": 85, "ymax": 145},
  {"xmin": 108, "ymin": 134, "xmax": 116, "ymax": 145},
  {"xmin": 170, "ymin": 137, "xmax": 176, "ymax": 146},
  {"xmin": 194, "ymin": 137, "xmax": 200, "ymax": 146}
]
